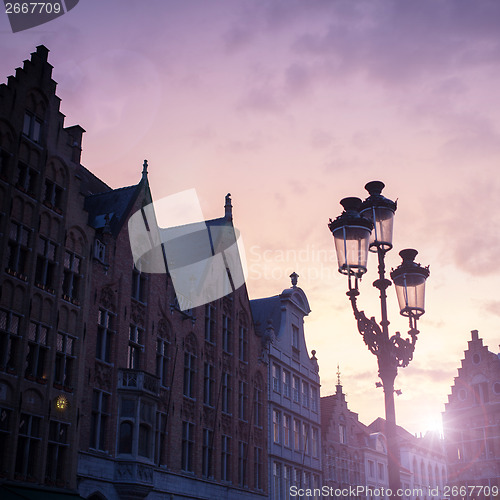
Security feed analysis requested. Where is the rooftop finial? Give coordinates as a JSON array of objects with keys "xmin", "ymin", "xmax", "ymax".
[
  {"xmin": 142, "ymin": 159, "xmax": 148, "ymax": 179},
  {"xmin": 225, "ymin": 193, "xmax": 232, "ymax": 221},
  {"xmin": 290, "ymin": 272, "xmax": 299, "ymax": 287},
  {"xmin": 337, "ymin": 363, "xmax": 341, "ymax": 386}
]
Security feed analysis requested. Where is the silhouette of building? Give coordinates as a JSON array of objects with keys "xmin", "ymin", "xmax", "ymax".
[
  {"xmin": 443, "ymin": 330, "xmax": 500, "ymax": 496},
  {"xmin": 321, "ymin": 378, "xmax": 369, "ymax": 499},
  {"xmin": 251, "ymin": 274, "xmax": 322, "ymax": 500},
  {"xmin": 0, "ymin": 46, "xmax": 268, "ymax": 500},
  {"xmin": 321, "ymin": 380, "xmax": 446, "ymax": 500}
]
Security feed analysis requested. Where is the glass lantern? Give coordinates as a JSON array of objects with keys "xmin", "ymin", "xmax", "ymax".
[
  {"xmin": 360, "ymin": 181, "xmax": 397, "ymax": 252},
  {"xmin": 390, "ymin": 249, "xmax": 430, "ymax": 318},
  {"xmin": 328, "ymin": 197, "xmax": 373, "ymax": 277}
]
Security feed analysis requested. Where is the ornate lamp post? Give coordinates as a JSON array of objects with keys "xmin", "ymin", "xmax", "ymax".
[{"xmin": 328, "ymin": 181, "xmax": 429, "ymax": 498}]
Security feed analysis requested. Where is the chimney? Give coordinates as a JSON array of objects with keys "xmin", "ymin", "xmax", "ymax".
[{"xmin": 471, "ymin": 330, "xmax": 479, "ymax": 341}]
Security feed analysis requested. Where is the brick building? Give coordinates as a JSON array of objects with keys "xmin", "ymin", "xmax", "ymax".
[
  {"xmin": 0, "ymin": 46, "xmax": 268, "ymax": 500},
  {"xmin": 443, "ymin": 330, "xmax": 500, "ymax": 497}
]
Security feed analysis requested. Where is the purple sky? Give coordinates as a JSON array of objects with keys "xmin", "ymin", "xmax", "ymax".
[{"xmin": 2, "ymin": 0, "xmax": 500, "ymax": 435}]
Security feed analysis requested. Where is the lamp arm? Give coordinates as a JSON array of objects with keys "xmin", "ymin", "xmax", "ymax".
[
  {"xmin": 347, "ymin": 289, "xmax": 383, "ymax": 356},
  {"xmin": 389, "ymin": 324, "xmax": 419, "ymax": 368}
]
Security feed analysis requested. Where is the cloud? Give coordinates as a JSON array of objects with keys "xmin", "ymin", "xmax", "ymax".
[
  {"xmin": 290, "ymin": 0, "xmax": 500, "ymax": 86},
  {"xmin": 483, "ymin": 301, "xmax": 500, "ymax": 318}
]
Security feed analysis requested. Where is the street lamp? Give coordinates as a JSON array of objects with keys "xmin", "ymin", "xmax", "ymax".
[{"xmin": 328, "ymin": 181, "xmax": 429, "ymax": 499}]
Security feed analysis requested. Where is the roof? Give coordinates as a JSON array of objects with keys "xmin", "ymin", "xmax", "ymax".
[
  {"xmin": 250, "ymin": 295, "xmax": 282, "ymax": 335},
  {"xmin": 85, "ymin": 184, "xmax": 141, "ymax": 237}
]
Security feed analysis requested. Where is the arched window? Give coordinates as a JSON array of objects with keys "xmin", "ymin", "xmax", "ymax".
[{"xmin": 119, "ymin": 421, "xmax": 133, "ymax": 454}]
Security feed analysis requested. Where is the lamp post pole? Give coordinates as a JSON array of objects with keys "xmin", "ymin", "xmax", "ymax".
[{"xmin": 329, "ymin": 182, "xmax": 429, "ymax": 500}]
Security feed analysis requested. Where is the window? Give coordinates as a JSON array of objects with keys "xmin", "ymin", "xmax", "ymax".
[
  {"xmin": 128, "ymin": 324, "xmax": 143, "ymax": 369},
  {"xmin": 302, "ymin": 422, "xmax": 310, "ymax": 454},
  {"xmin": 16, "ymin": 413, "xmax": 42, "ymax": 478},
  {"xmin": 62, "ymin": 251, "xmax": 81, "ymax": 302},
  {"xmin": 293, "ymin": 375, "xmax": 300, "ymax": 403},
  {"xmin": 472, "ymin": 382, "xmax": 489, "ymax": 405},
  {"xmin": 25, "ymin": 321, "xmax": 49, "ymax": 381},
  {"xmin": 183, "ymin": 351, "xmax": 196, "ymax": 398},
  {"xmin": 368, "ymin": 460, "xmax": 375, "ymax": 478},
  {"xmin": 283, "ymin": 415, "xmax": 291, "ymax": 447},
  {"xmin": 238, "ymin": 381, "xmax": 248, "ymax": 421},
  {"xmin": 46, "ymin": 421, "xmax": 69, "ymax": 482},
  {"xmin": 118, "ymin": 398, "xmax": 154, "ymax": 459},
  {"xmin": 35, "ymin": 237, "xmax": 57, "ymax": 291},
  {"xmin": 284, "ymin": 465, "xmax": 292, "ymax": 498},
  {"xmin": 0, "ymin": 407, "xmax": 12, "ymax": 474},
  {"xmin": 222, "ymin": 372, "xmax": 231, "ymax": 414},
  {"xmin": 17, "ymin": 163, "xmax": 38, "ymax": 194},
  {"xmin": 138, "ymin": 416, "xmax": 153, "ymax": 459},
  {"xmin": 282, "ymin": 370, "xmax": 291, "ymax": 398},
  {"xmin": 222, "ymin": 314, "xmax": 232, "ymax": 353},
  {"xmin": 131, "ymin": 268, "xmax": 147, "ymax": 302},
  {"xmin": 294, "ymin": 419, "xmax": 300, "ymax": 450},
  {"xmin": 221, "ymin": 435, "xmax": 231, "ymax": 481},
  {"xmin": 96, "ymin": 309, "xmax": 114, "ymax": 363},
  {"xmin": 155, "ymin": 412, "xmax": 167, "ymax": 466},
  {"xmin": 273, "ymin": 461, "xmax": 282, "ymax": 500},
  {"xmin": 156, "ymin": 336, "xmax": 169, "ymax": 387},
  {"xmin": 253, "ymin": 384, "xmax": 263, "ymax": 427},
  {"xmin": 23, "ymin": 111, "xmax": 42, "ymax": 142},
  {"xmin": 339, "ymin": 423, "xmax": 347, "ymax": 444},
  {"xmin": 238, "ymin": 441, "xmax": 248, "ymax": 487},
  {"xmin": 292, "ymin": 325, "xmax": 299, "ymax": 350},
  {"xmin": 311, "ymin": 387, "xmax": 318, "ymax": 413},
  {"xmin": 54, "ymin": 332, "xmax": 75, "ymax": 387},
  {"xmin": 302, "ymin": 381, "xmax": 309, "ymax": 407},
  {"xmin": 239, "ymin": 324, "xmax": 248, "ymax": 362},
  {"xmin": 202, "ymin": 428, "xmax": 213, "ymax": 478},
  {"xmin": 273, "ymin": 409, "xmax": 281, "ymax": 443},
  {"xmin": 0, "ymin": 148, "xmax": 11, "ymax": 180},
  {"xmin": 0, "ymin": 308, "xmax": 21, "ymax": 373},
  {"xmin": 94, "ymin": 240, "xmax": 106, "ymax": 263},
  {"xmin": 312, "ymin": 428, "xmax": 319, "ymax": 457},
  {"xmin": 119, "ymin": 421, "xmax": 133, "ymax": 454},
  {"xmin": 272, "ymin": 363, "xmax": 281, "ymax": 392},
  {"xmin": 7, "ymin": 221, "xmax": 30, "ymax": 276},
  {"xmin": 204, "ymin": 363, "xmax": 215, "ymax": 407},
  {"xmin": 254, "ymin": 446, "xmax": 263, "ymax": 490},
  {"xmin": 43, "ymin": 180, "xmax": 63, "ymax": 210},
  {"xmin": 378, "ymin": 462, "xmax": 384, "ymax": 480},
  {"xmin": 181, "ymin": 421, "xmax": 195, "ymax": 472},
  {"xmin": 205, "ymin": 304, "xmax": 216, "ymax": 343},
  {"xmin": 90, "ymin": 390, "xmax": 109, "ymax": 450}
]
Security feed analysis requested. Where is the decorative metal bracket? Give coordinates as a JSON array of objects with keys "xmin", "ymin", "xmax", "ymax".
[{"xmin": 347, "ymin": 286, "xmax": 420, "ymax": 369}]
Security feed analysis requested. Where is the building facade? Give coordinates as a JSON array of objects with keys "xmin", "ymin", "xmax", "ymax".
[
  {"xmin": 251, "ymin": 274, "xmax": 322, "ymax": 500},
  {"xmin": 0, "ymin": 46, "xmax": 268, "ymax": 500},
  {"xmin": 321, "ymin": 381, "xmax": 370, "ymax": 499},
  {"xmin": 443, "ymin": 329, "xmax": 500, "ymax": 497}
]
